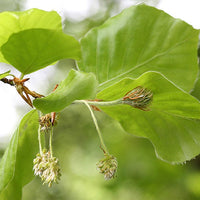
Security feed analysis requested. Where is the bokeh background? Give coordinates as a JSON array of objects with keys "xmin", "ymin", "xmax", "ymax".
[{"xmin": 1, "ymin": 0, "xmax": 200, "ymax": 199}]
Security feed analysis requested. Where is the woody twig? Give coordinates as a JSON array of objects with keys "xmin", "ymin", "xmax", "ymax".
[{"xmin": 13, "ymin": 77, "xmax": 44, "ymax": 107}]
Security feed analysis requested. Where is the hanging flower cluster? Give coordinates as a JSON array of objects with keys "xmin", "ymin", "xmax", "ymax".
[
  {"xmin": 34, "ymin": 112, "xmax": 60, "ymax": 187},
  {"xmin": 33, "ymin": 149, "xmax": 61, "ymax": 187},
  {"xmin": 96, "ymin": 154, "xmax": 118, "ymax": 180}
]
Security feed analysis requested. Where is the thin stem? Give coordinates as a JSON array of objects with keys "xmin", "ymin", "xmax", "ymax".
[
  {"xmin": 74, "ymin": 60, "xmax": 80, "ymax": 71},
  {"xmin": 37, "ymin": 111, "xmax": 43, "ymax": 154},
  {"xmin": 8, "ymin": 74, "xmax": 15, "ymax": 78},
  {"xmin": 74, "ymin": 99, "xmax": 122, "ymax": 107},
  {"xmin": 49, "ymin": 127, "xmax": 53, "ymax": 157},
  {"xmin": 19, "ymin": 73, "xmax": 24, "ymax": 79},
  {"xmin": 81, "ymin": 100, "xmax": 109, "ymax": 154},
  {"xmin": 0, "ymin": 78, "xmax": 14, "ymax": 86},
  {"xmin": 38, "ymin": 125, "xmax": 43, "ymax": 154}
]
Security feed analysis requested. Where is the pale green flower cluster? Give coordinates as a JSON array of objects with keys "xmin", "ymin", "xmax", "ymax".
[
  {"xmin": 33, "ymin": 149, "xmax": 61, "ymax": 187},
  {"xmin": 96, "ymin": 154, "xmax": 118, "ymax": 180}
]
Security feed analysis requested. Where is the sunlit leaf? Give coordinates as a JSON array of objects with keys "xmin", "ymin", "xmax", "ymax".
[
  {"xmin": 97, "ymin": 72, "xmax": 200, "ymax": 163},
  {"xmin": 0, "ymin": 110, "xmax": 39, "ymax": 200},
  {"xmin": 0, "ymin": 8, "xmax": 62, "ymax": 63},
  {"xmin": 1, "ymin": 29, "xmax": 81, "ymax": 74},
  {"xmin": 79, "ymin": 4, "xmax": 199, "ymax": 92},
  {"xmin": 33, "ymin": 69, "xmax": 98, "ymax": 113}
]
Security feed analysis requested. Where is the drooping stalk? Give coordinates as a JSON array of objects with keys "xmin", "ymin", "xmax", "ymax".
[
  {"xmin": 37, "ymin": 111, "xmax": 43, "ymax": 154},
  {"xmin": 49, "ymin": 127, "xmax": 53, "ymax": 157},
  {"xmin": 81, "ymin": 100, "xmax": 109, "ymax": 154},
  {"xmin": 38, "ymin": 125, "xmax": 43, "ymax": 154}
]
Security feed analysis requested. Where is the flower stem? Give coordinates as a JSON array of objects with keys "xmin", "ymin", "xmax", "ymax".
[
  {"xmin": 74, "ymin": 99, "xmax": 122, "ymax": 107},
  {"xmin": 38, "ymin": 125, "xmax": 43, "ymax": 154},
  {"xmin": 19, "ymin": 73, "xmax": 24, "ymax": 80},
  {"xmin": 81, "ymin": 100, "xmax": 109, "ymax": 154},
  {"xmin": 37, "ymin": 111, "xmax": 44, "ymax": 154},
  {"xmin": 49, "ymin": 127, "xmax": 53, "ymax": 157}
]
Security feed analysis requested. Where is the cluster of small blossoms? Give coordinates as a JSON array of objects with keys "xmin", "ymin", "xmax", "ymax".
[
  {"xmin": 96, "ymin": 154, "xmax": 118, "ymax": 180},
  {"xmin": 39, "ymin": 113, "xmax": 59, "ymax": 132},
  {"xmin": 39, "ymin": 114, "xmax": 52, "ymax": 132},
  {"xmin": 33, "ymin": 149, "xmax": 61, "ymax": 187}
]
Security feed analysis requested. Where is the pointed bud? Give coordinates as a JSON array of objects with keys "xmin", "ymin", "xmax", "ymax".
[
  {"xmin": 122, "ymin": 86, "xmax": 153, "ymax": 110},
  {"xmin": 96, "ymin": 154, "xmax": 118, "ymax": 180}
]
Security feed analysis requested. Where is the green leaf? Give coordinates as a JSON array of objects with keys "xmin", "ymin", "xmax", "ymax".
[
  {"xmin": 1, "ymin": 29, "xmax": 81, "ymax": 74},
  {"xmin": 191, "ymin": 43, "xmax": 200, "ymax": 99},
  {"xmin": 0, "ymin": 70, "xmax": 10, "ymax": 79},
  {"xmin": 0, "ymin": 110, "xmax": 39, "ymax": 199},
  {"xmin": 0, "ymin": 129, "xmax": 18, "ymax": 193},
  {"xmin": 97, "ymin": 72, "xmax": 200, "ymax": 163},
  {"xmin": 33, "ymin": 69, "xmax": 98, "ymax": 113},
  {"xmin": 191, "ymin": 65, "xmax": 200, "ymax": 100},
  {"xmin": 0, "ymin": 8, "xmax": 62, "ymax": 63},
  {"xmin": 78, "ymin": 4, "xmax": 199, "ymax": 92}
]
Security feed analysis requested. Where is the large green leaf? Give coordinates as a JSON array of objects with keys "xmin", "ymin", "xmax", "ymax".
[
  {"xmin": 1, "ymin": 29, "xmax": 81, "ymax": 74},
  {"xmin": 97, "ymin": 72, "xmax": 200, "ymax": 163},
  {"xmin": 0, "ymin": 110, "xmax": 39, "ymax": 200},
  {"xmin": 33, "ymin": 69, "xmax": 98, "ymax": 113},
  {"xmin": 78, "ymin": 4, "xmax": 199, "ymax": 92},
  {"xmin": 0, "ymin": 8, "xmax": 62, "ymax": 63}
]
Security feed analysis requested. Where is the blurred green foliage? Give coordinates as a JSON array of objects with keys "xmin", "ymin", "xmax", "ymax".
[
  {"xmin": 23, "ymin": 105, "xmax": 200, "ymax": 200},
  {"xmin": 0, "ymin": 0, "xmax": 25, "ymax": 11},
  {"xmin": 1, "ymin": 0, "xmax": 200, "ymax": 199}
]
